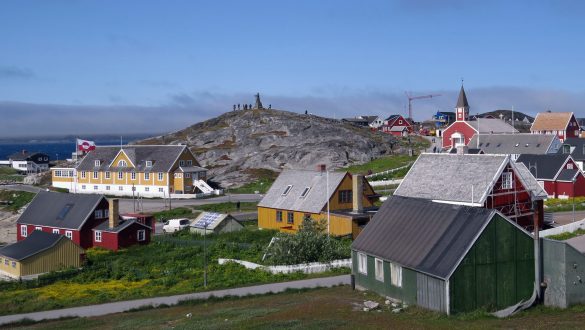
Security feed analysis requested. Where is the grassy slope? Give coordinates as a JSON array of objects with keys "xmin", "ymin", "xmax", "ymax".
[
  {"xmin": 12, "ymin": 286, "xmax": 585, "ymax": 329},
  {"xmin": 545, "ymin": 197, "xmax": 585, "ymax": 213},
  {"xmin": 0, "ymin": 190, "xmax": 35, "ymax": 212},
  {"xmin": 194, "ymin": 202, "xmax": 258, "ymax": 213},
  {"xmin": 0, "ymin": 167, "xmax": 24, "ymax": 183}
]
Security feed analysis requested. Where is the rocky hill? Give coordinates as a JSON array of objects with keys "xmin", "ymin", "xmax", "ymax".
[{"xmin": 138, "ymin": 109, "xmax": 398, "ymax": 187}]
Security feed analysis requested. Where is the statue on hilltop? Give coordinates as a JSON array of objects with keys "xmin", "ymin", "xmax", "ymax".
[{"xmin": 253, "ymin": 93, "xmax": 264, "ymax": 109}]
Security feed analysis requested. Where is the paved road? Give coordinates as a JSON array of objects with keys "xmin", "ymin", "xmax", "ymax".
[
  {"xmin": 0, "ymin": 184, "xmax": 43, "ymax": 194},
  {"xmin": 0, "ymin": 275, "xmax": 350, "ymax": 326},
  {"xmin": 119, "ymin": 193, "xmax": 263, "ymax": 213},
  {"xmin": 551, "ymin": 210, "xmax": 585, "ymax": 226},
  {"xmin": 421, "ymin": 135, "xmax": 442, "ymax": 153}
]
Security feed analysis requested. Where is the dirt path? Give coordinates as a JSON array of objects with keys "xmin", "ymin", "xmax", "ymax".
[{"xmin": 0, "ymin": 210, "xmax": 18, "ymax": 245}]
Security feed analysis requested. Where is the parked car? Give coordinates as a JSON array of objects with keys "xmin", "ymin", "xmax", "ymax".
[{"xmin": 162, "ymin": 218, "xmax": 190, "ymax": 233}]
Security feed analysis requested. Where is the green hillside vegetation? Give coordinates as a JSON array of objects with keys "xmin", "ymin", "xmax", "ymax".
[
  {"xmin": 545, "ymin": 197, "xmax": 585, "ymax": 213},
  {"xmin": 0, "ymin": 190, "xmax": 35, "ymax": 212},
  {"xmin": 0, "ymin": 167, "xmax": 24, "ymax": 183}
]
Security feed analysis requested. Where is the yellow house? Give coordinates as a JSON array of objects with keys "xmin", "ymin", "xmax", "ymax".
[
  {"xmin": 257, "ymin": 169, "xmax": 378, "ymax": 238},
  {"xmin": 0, "ymin": 231, "xmax": 85, "ymax": 280},
  {"xmin": 51, "ymin": 145, "xmax": 213, "ymax": 198}
]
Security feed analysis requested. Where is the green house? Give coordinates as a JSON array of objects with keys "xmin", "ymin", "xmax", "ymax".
[{"xmin": 352, "ymin": 196, "xmax": 535, "ymax": 314}]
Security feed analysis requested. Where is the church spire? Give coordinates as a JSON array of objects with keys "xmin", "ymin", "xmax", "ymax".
[{"xmin": 455, "ymin": 85, "xmax": 469, "ymax": 121}]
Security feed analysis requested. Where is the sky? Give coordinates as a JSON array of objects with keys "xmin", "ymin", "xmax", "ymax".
[{"xmin": 1, "ymin": 0, "xmax": 585, "ymax": 137}]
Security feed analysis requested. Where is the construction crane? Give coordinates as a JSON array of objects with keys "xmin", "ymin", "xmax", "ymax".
[{"xmin": 405, "ymin": 92, "xmax": 441, "ymax": 121}]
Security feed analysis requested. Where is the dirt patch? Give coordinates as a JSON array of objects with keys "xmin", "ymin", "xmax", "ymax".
[{"xmin": 0, "ymin": 210, "xmax": 19, "ymax": 245}]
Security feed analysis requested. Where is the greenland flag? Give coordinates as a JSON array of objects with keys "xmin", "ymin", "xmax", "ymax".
[{"xmin": 77, "ymin": 139, "xmax": 96, "ymax": 152}]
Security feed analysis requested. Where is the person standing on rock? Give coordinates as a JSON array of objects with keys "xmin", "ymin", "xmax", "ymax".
[
  {"xmin": 238, "ymin": 103, "xmax": 240, "ymax": 110},
  {"xmin": 233, "ymin": 104, "xmax": 236, "ymax": 111}
]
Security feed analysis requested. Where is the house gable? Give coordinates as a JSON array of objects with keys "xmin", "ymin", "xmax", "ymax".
[{"xmin": 110, "ymin": 149, "xmax": 136, "ymax": 168}]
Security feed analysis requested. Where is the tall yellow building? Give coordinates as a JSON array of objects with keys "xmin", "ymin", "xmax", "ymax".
[
  {"xmin": 52, "ymin": 145, "xmax": 213, "ymax": 198},
  {"xmin": 257, "ymin": 168, "xmax": 378, "ymax": 238}
]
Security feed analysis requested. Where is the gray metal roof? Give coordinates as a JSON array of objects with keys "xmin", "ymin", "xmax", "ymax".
[
  {"xmin": 17, "ymin": 191, "xmax": 106, "ymax": 230},
  {"xmin": 516, "ymin": 154, "xmax": 571, "ymax": 180},
  {"xmin": 76, "ymin": 145, "xmax": 196, "ymax": 173},
  {"xmin": 559, "ymin": 138, "xmax": 585, "ymax": 161},
  {"xmin": 93, "ymin": 219, "xmax": 150, "ymax": 232},
  {"xmin": 468, "ymin": 134, "xmax": 559, "ymax": 155},
  {"xmin": 257, "ymin": 169, "xmax": 347, "ymax": 213},
  {"xmin": 352, "ymin": 196, "xmax": 497, "ymax": 279},
  {"xmin": 176, "ymin": 166, "xmax": 207, "ymax": 173},
  {"xmin": 8, "ymin": 151, "xmax": 48, "ymax": 161},
  {"xmin": 513, "ymin": 162, "xmax": 548, "ymax": 199},
  {"xmin": 456, "ymin": 86, "xmax": 469, "ymax": 108},
  {"xmin": 566, "ymin": 235, "xmax": 585, "ymax": 254},
  {"xmin": 395, "ymin": 153, "xmax": 546, "ymax": 205},
  {"xmin": 557, "ymin": 169, "xmax": 580, "ymax": 182},
  {"xmin": 467, "ymin": 119, "xmax": 519, "ymax": 134},
  {"xmin": 0, "ymin": 231, "xmax": 69, "ymax": 261}
]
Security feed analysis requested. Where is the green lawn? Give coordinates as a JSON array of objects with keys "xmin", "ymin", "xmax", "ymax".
[
  {"xmin": 547, "ymin": 229, "xmax": 585, "ymax": 241},
  {"xmin": 545, "ymin": 197, "xmax": 585, "ymax": 213},
  {"xmin": 0, "ymin": 167, "xmax": 24, "ymax": 183},
  {"xmin": 0, "ymin": 228, "xmax": 350, "ymax": 316},
  {"xmin": 151, "ymin": 207, "xmax": 196, "ymax": 221},
  {"xmin": 228, "ymin": 177, "xmax": 274, "ymax": 194},
  {"xmin": 194, "ymin": 202, "xmax": 258, "ymax": 213},
  {"xmin": 0, "ymin": 190, "xmax": 35, "ymax": 212},
  {"xmin": 342, "ymin": 155, "xmax": 414, "ymax": 175},
  {"xmin": 11, "ymin": 286, "xmax": 585, "ymax": 329}
]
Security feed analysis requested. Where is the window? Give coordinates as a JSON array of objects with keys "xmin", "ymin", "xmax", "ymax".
[
  {"xmin": 300, "ymin": 187, "xmax": 310, "ymax": 198},
  {"xmin": 94, "ymin": 231, "xmax": 102, "ymax": 242},
  {"xmin": 94, "ymin": 160, "xmax": 100, "ymax": 167},
  {"xmin": 138, "ymin": 230, "xmax": 146, "ymax": 241},
  {"xmin": 106, "ymin": 186, "xmax": 110, "ymax": 191},
  {"xmin": 276, "ymin": 210, "xmax": 283, "ymax": 222},
  {"xmin": 563, "ymin": 145, "xmax": 571, "ymax": 154},
  {"xmin": 145, "ymin": 187, "xmax": 149, "ymax": 192},
  {"xmin": 118, "ymin": 160, "xmax": 127, "ymax": 167},
  {"xmin": 146, "ymin": 160, "xmax": 153, "ymax": 167},
  {"xmin": 12, "ymin": 261, "xmax": 16, "ymax": 268},
  {"xmin": 282, "ymin": 185, "xmax": 293, "ymax": 196},
  {"xmin": 375, "ymin": 258, "xmax": 384, "ymax": 282},
  {"xmin": 358, "ymin": 253, "xmax": 367, "ymax": 275},
  {"xmin": 339, "ymin": 190, "xmax": 352, "ymax": 204},
  {"xmin": 94, "ymin": 185, "xmax": 98, "ymax": 190},
  {"xmin": 52, "ymin": 228, "xmax": 59, "ymax": 234},
  {"xmin": 118, "ymin": 171, "xmax": 123, "ymax": 179},
  {"xmin": 82, "ymin": 185, "xmax": 86, "ymax": 190},
  {"xmin": 568, "ymin": 163, "xmax": 574, "ymax": 170},
  {"xmin": 179, "ymin": 160, "xmax": 185, "ymax": 166},
  {"xmin": 185, "ymin": 173, "xmax": 191, "ymax": 178},
  {"xmin": 390, "ymin": 263, "xmax": 402, "ymax": 287},
  {"xmin": 119, "ymin": 186, "xmax": 123, "ymax": 191},
  {"xmin": 104, "ymin": 209, "xmax": 109, "ymax": 218},
  {"xmin": 65, "ymin": 231, "xmax": 73, "ymax": 239},
  {"xmin": 35, "ymin": 226, "xmax": 42, "ymax": 231},
  {"xmin": 144, "ymin": 172, "xmax": 150, "ymax": 180},
  {"xmin": 158, "ymin": 172, "xmax": 164, "ymax": 181},
  {"xmin": 186, "ymin": 160, "xmax": 193, "ymax": 166},
  {"xmin": 81, "ymin": 171, "xmax": 86, "ymax": 179},
  {"xmin": 287, "ymin": 212, "xmax": 294, "ymax": 224},
  {"xmin": 398, "ymin": 120, "xmax": 403, "ymax": 124},
  {"xmin": 131, "ymin": 172, "xmax": 136, "ymax": 180},
  {"xmin": 105, "ymin": 171, "xmax": 111, "ymax": 179},
  {"xmin": 501, "ymin": 172, "xmax": 513, "ymax": 189},
  {"xmin": 95, "ymin": 209, "xmax": 103, "ymax": 218},
  {"xmin": 158, "ymin": 187, "xmax": 163, "ymax": 192}
]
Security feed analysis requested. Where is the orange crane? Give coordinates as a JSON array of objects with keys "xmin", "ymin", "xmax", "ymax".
[{"xmin": 405, "ymin": 92, "xmax": 441, "ymax": 121}]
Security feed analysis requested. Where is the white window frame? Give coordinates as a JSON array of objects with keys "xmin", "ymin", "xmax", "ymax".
[
  {"xmin": 93, "ymin": 171, "xmax": 98, "ymax": 179},
  {"xmin": 81, "ymin": 171, "xmax": 86, "ymax": 179},
  {"xmin": 119, "ymin": 186, "xmax": 123, "ymax": 191},
  {"xmin": 145, "ymin": 160, "xmax": 152, "ymax": 167},
  {"xmin": 118, "ymin": 171, "xmax": 123, "ymax": 180},
  {"xmin": 82, "ymin": 185, "xmax": 86, "ymax": 190},
  {"xmin": 52, "ymin": 228, "xmax": 60, "ymax": 234},
  {"xmin": 131, "ymin": 172, "xmax": 136, "ymax": 180},
  {"xmin": 186, "ymin": 160, "xmax": 193, "ymax": 166},
  {"xmin": 65, "ymin": 231, "xmax": 73, "ymax": 239},
  {"xmin": 145, "ymin": 187, "xmax": 150, "ymax": 192},
  {"xmin": 95, "ymin": 209, "xmax": 103, "ymax": 218},
  {"xmin": 567, "ymin": 163, "xmax": 574, "ymax": 170},
  {"xmin": 375, "ymin": 258, "xmax": 384, "ymax": 282},
  {"xmin": 95, "ymin": 160, "xmax": 100, "ymax": 167},
  {"xmin": 35, "ymin": 226, "xmax": 42, "ymax": 231},
  {"xmin": 282, "ymin": 185, "xmax": 293, "ymax": 196},
  {"xmin": 118, "ymin": 160, "xmax": 127, "ymax": 167},
  {"xmin": 390, "ymin": 262, "xmax": 402, "ymax": 287},
  {"xmin": 137, "ymin": 230, "xmax": 146, "ymax": 241},
  {"xmin": 144, "ymin": 172, "xmax": 150, "ymax": 180},
  {"xmin": 185, "ymin": 173, "xmax": 191, "ymax": 178},
  {"xmin": 158, "ymin": 187, "xmax": 164, "ymax": 192},
  {"xmin": 358, "ymin": 252, "xmax": 367, "ymax": 275},
  {"xmin": 179, "ymin": 160, "xmax": 185, "ymax": 166},
  {"xmin": 94, "ymin": 230, "xmax": 102, "ymax": 242},
  {"xmin": 158, "ymin": 172, "xmax": 164, "ymax": 181},
  {"xmin": 502, "ymin": 172, "xmax": 513, "ymax": 189},
  {"xmin": 105, "ymin": 171, "xmax": 111, "ymax": 179},
  {"xmin": 106, "ymin": 186, "xmax": 110, "ymax": 191},
  {"xmin": 94, "ymin": 185, "xmax": 98, "ymax": 190}
]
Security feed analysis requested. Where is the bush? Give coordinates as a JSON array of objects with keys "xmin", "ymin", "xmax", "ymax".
[{"xmin": 264, "ymin": 217, "xmax": 351, "ymax": 265}]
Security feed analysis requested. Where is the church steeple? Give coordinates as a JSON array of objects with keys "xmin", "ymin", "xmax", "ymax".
[{"xmin": 455, "ymin": 85, "xmax": 469, "ymax": 121}]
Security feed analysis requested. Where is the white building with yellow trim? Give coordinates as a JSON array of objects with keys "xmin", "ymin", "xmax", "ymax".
[{"xmin": 51, "ymin": 145, "xmax": 213, "ymax": 198}]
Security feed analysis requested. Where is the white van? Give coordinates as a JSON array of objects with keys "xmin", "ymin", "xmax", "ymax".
[{"xmin": 162, "ymin": 218, "xmax": 190, "ymax": 233}]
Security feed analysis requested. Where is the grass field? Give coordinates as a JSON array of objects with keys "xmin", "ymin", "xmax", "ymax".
[
  {"xmin": 194, "ymin": 202, "xmax": 258, "ymax": 213},
  {"xmin": 545, "ymin": 197, "xmax": 585, "ymax": 213},
  {"xmin": 342, "ymin": 155, "xmax": 414, "ymax": 175},
  {"xmin": 0, "ymin": 190, "xmax": 35, "ymax": 212},
  {"xmin": 11, "ymin": 286, "xmax": 585, "ymax": 329},
  {"xmin": 0, "ymin": 167, "xmax": 24, "ymax": 183}
]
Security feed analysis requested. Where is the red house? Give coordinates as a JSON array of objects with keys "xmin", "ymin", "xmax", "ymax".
[
  {"xmin": 16, "ymin": 191, "xmax": 109, "ymax": 249},
  {"xmin": 121, "ymin": 213, "xmax": 156, "ymax": 235},
  {"xmin": 516, "ymin": 154, "xmax": 585, "ymax": 198},
  {"xmin": 395, "ymin": 153, "xmax": 548, "ymax": 230},
  {"xmin": 530, "ymin": 112, "xmax": 580, "ymax": 143},
  {"xmin": 442, "ymin": 86, "xmax": 517, "ymax": 150},
  {"xmin": 380, "ymin": 115, "xmax": 412, "ymax": 136},
  {"xmin": 17, "ymin": 192, "xmax": 152, "ymax": 251}
]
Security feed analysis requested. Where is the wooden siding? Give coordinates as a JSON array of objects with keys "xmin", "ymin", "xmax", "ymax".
[
  {"xmin": 328, "ymin": 174, "xmax": 375, "ymax": 210},
  {"xmin": 441, "ymin": 122, "xmax": 476, "ymax": 150},
  {"xmin": 0, "ymin": 255, "xmax": 21, "ymax": 277},
  {"xmin": 258, "ymin": 207, "xmax": 354, "ymax": 236},
  {"xmin": 20, "ymin": 238, "xmax": 84, "ymax": 276}
]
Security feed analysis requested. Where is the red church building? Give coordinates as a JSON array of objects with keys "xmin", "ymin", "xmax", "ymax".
[{"xmin": 441, "ymin": 86, "xmax": 517, "ymax": 150}]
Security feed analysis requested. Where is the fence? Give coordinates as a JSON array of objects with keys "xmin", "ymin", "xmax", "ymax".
[
  {"xmin": 218, "ymin": 258, "xmax": 351, "ymax": 274},
  {"xmin": 365, "ymin": 162, "xmax": 413, "ymax": 180},
  {"xmin": 540, "ymin": 218, "xmax": 585, "ymax": 237}
]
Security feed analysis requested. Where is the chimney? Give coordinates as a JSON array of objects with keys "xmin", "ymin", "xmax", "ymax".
[
  {"xmin": 317, "ymin": 164, "xmax": 326, "ymax": 172},
  {"xmin": 456, "ymin": 145, "xmax": 469, "ymax": 155},
  {"xmin": 109, "ymin": 198, "xmax": 119, "ymax": 228},
  {"xmin": 352, "ymin": 174, "xmax": 364, "ymax": 213}
]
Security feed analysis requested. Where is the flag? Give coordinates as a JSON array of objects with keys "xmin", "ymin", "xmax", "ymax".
[{"xmin": 77, "ymin": 139, "xmax": 96, "ymax": 152}]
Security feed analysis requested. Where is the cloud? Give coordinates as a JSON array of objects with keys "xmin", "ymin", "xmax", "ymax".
[
  {"xmin": 0, "ymin": 66, "xmax": 35, "ymax": 79},
  {"xmin": 1, "ymin": 86, "xmax": 584, "ymax": 138}
]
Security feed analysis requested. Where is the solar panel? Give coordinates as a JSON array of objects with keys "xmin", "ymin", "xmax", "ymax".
[{"xmin": 193, "ymin": 212, "xmax": 222, "ymax": 228}]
